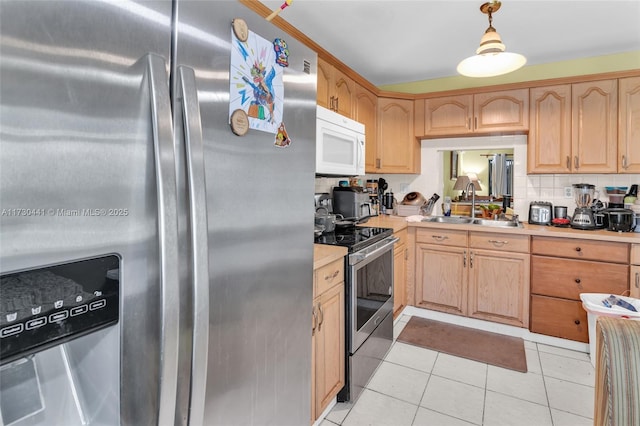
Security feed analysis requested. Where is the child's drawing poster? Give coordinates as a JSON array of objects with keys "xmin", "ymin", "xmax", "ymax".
[{"xmin": 229, "ymin": 28, "xmax": 284, "ymax": 134}]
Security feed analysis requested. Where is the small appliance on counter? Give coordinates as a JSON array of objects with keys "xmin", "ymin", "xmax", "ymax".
[
  {"xmin": 602, "ymin": 208, "xmax": 636, "ymax": 232},
  {"xmin": 605, "ymin": 186, "xmax": 627, "ymax": 209},
  {"xmin": 571, "ymin": 183, "xmax": 597, "ymax": 229},
  {"xmin": 333, "ymin": 186, "xmax": 373, "ymax": 221},
  {"xmin": 528, "ymin": 201, "xmax": 553, "ymax": 225}
]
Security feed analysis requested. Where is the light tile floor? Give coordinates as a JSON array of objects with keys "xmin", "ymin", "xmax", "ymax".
[{"xmin": 321, "ymin": 314, "xmax": 595, "ymax": 426}]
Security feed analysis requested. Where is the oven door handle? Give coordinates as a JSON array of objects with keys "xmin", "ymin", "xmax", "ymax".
[{"xmin": 349, "ymin": 237, "xmax": 399, "ymax": 265}]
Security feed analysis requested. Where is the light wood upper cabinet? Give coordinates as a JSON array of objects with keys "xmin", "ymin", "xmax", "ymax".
[
  {"xmin": 474, "ymin": 89, "xmax": 529, "ymax": 132},
  {"xmin": 572, "ymin": 79, "xmax": 618, "ymax": 173},
  {"xmin": 376, "ymin": 98, "xmax": 419, "ymax": 173},
  {"xmin": 354, "ymin": 84, "xmax": 378, "ymax": 173},
  {"xmin": 316, "ymin": 57, "xmax": 355, "ymax": 118},
  {"xmin": 529, "ymin": 79, "xmax": 619, "ymax": 174},
  {"xmin": 422, "ymin": 95, "xmax": 473, "ymax": 136},
  {"xmin": 317, "ymin": 58, "xmax": 332, "ymax": 111},
  {"xmin": 528, "ymin": 85, "xmax": 572, "ymax": 173},
  {"xmin": 419, "ymin": 89, "xmax": 528, "ymax": 137},
  {"xmin": 618, "ymin": 76, "xmax": 640, "ymax": 173}
]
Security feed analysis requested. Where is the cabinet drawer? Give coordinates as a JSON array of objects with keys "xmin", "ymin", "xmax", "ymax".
[
  {"xmin": 531, "ymin": 256, "xmax": 628, "ymax": 299},
  {"xmin": 632, "ymin": 244, "xmax": 640, "ymax": 265},
  {"xmin": 314, "ymin": 259, "xmax": 344, "ymax": 298},
  {"xmin": 531, "ymin": 236, "xmax": 629, "ymax": 263},
  {"xmin": 530, "ymin": 295, "xmax": 588, "ymax": 342},
  {"xmin": 469, "ymin": 232, "xmax": 529, "ymax": 253},
  {"xmin": 416, "ymin": 228, "xmax": 467, "ymax": 247}
]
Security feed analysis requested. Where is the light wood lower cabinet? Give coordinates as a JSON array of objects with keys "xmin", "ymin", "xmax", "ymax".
[
  {"xmin": 393, "ymin": 229, "xmax": 408, "ymax": 318},
  {"xmin": 416, "ymin": 243, "xmax": 467, "ymax": 315},
  {"xmin": 631, "ymin": 244, "xmax": 640, "ymax": 299},
  {"xmin": 312, "ymin": 258, "xmax": 345, "ymax": 422},
  {"xmin": 414, "ymin": 228, "xmax": 530, "ymax": 327},
  {"xmin": 530, "ymin": 236, "xmax": 629, "ymax": 342},
  {"xmin": 468, "ymin": 248, "xmax": 530, "ymax": 327}
]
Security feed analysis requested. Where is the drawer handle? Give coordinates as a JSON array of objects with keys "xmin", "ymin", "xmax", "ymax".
[
  {"xmin": 324, "ymin": 270, "xmax": 340, "ymax": 281},
  {"xmin": 463, "ymin": 250, "xmax": 467, "ymax": 268},
  {"xmin": 488, "ymin": 239, "xmax": 508, "ymax": 246},
  {"xmin": 636, "ymin": 272, "xmax": 639, "ymax": 289},
  {"xmin": 574, "ymin": 319, "xmax": 581, "ymax": 325},
  {"xmin": 575, "ymin": 247, "xmax": 582, "ymax": 252},
  {"xmin": 317, "ymin": 303, "xmax": 324, "ymax": 331},
  {"xmin": 575, "ymin": 278, "xmax": 581, "ymax": 284},
  {"xmin": 432, "ymin": 235, "xmax": 449, "ymax": 241},
  {"xmin": 312, "ymin": 307, "xmax": 318, "ymax": 333}
]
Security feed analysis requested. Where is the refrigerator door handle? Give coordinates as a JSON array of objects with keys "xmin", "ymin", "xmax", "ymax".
[
  {"xmin": 147, "ymin": 53, "xmax": 180, "ymax": 424},
  {"xmin": 177, "ymin": 65, "xmax": 210, "ymax": 426}
]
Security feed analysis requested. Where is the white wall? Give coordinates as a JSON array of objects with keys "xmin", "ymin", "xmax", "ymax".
[{"xmin": 316, "ymin": 135, "xmax": 640, "ymax": 218}]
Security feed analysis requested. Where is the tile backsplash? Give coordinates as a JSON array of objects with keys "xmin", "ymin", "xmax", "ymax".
[{"xmin": 315, "ymin": 135, "xmax": 640, "ymax": 218}]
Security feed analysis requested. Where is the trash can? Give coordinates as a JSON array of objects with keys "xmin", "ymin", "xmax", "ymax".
[{"xmin": 580, "ymin": 293, "xmax": 640, "ymax": 367}]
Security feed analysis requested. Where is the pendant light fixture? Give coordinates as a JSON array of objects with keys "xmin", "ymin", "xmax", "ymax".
[{"xmin": 457, "ymin": 1, "xmax": 526, "ymax": 78}]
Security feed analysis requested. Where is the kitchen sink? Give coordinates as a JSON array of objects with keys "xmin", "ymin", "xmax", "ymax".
[
  {"xmin": 422, "ymin": 216, "xmax": 522, "ymax": 228},
  {"xmin": 422, "ymin": 216, "xmax": 474, "ymax": 224},
  {"xmin": 472, "ymin": 218, "xmax": 523, "ymax": 228}
]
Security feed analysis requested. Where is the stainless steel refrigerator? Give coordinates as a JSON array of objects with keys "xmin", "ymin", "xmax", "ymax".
[{"xmin": 0, "ymin": 1, "xmax": 317, "ymax": 425}]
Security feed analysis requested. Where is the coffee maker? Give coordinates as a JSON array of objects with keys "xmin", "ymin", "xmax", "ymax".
[{"xmin": 570, "ymin": 183, "xmax": 597, "ymax": 229}]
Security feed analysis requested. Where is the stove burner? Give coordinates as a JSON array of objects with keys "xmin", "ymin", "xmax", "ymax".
[{"xmin": 314, "ymin": 226, "xmax": 393, "ymax": 252}]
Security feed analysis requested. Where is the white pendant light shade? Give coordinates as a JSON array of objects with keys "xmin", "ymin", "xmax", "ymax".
[{"xmin": 457, "ymin": 2, "xmax": 526, "ymax": 78}]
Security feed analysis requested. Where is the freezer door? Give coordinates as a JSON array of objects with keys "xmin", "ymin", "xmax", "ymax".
[
  {"xmin": 173, "ymin": 2, "xmax": 317, "ymax": 425},
  {"xmin": 0, "ymin": 1, "xmax": 177, "ymax": 424}
]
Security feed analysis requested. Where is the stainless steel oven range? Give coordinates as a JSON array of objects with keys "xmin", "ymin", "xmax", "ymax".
[{"xmin": 315, "ymin": 226, "xmax": 396, "ymax": 403}]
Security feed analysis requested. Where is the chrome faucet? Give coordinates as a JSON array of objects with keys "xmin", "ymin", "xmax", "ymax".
[{"xmin": 465, "ymin": 181, "xmax": 476, "ymax": 218}]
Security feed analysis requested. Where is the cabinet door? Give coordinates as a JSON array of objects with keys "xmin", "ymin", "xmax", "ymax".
[
  {"xmin": 415, "ymin": 244, "xmax": 467, "ymax": 315},
  {"xmin": 618, "ymin": 76, "xmax": 640, "ymax": 173},
  {"xmin": 632, "ymin": 265, "xmax": 640, "ymax": 299},
  {"xmin": 354, "ymin": 84, "xmax": 378, "ymax": 172},
  {"xmin": 467, "ymin": 249, "xmax": 529, "ymax": 327},
  {"xmin": 377, "ymin": 98, "xmax": 418, "ymax": 173},
  {"xmin": 528, "ymin": 85, "xmax": 572, "ymax": 173},
  {"xmin": 393, "ymin": 229, "xmax": 408, "ymax": 318},
  {"xmin": 474, "ymin": 89, "xmax": 529, "ymax": 132},
  {"xmin": 313, "ymin": 284, "xmax": 345, "ymax": 417},
  {"xmin": 317, "ymin": 57, "xmax": 333, "ymax": 110},
  {"xmin": 423, "ymin": 95, "xmax": 473, "ymax": 136},
  {"xmin": 333, "ymin": 68, "xmax": 355, "ymax": 118},
  {"xmin": 572, "ymin": 80, "xmax": 618, "ymax": 173}
]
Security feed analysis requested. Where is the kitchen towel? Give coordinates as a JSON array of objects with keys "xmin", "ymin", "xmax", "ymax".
[{"xmin": 398, "ymin": 316, "xmax": 527, "ymax": 373}]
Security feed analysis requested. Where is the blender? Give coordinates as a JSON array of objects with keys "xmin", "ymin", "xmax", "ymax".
[{"xmin": 570, "ymin": 183, "xmax": 597, "ymax": 229}]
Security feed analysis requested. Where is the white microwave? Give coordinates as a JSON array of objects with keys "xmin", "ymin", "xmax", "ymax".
[{"xmin": 316, "ymin": 106, "xmax": 365, "ymax": 176}]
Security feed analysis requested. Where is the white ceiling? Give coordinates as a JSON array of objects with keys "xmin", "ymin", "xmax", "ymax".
[{"xmin": 259, "ymin": 0, "xmax": 640, "ymax": 87}]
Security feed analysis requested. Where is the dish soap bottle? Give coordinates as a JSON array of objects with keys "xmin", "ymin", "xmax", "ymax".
[
  {"xmin": 443, "ymin": 196, "xmax": 451, "ymax": 216},
  {"xmin": 624, "ymin": 184, "xmax": 638, "ymax": 206}
]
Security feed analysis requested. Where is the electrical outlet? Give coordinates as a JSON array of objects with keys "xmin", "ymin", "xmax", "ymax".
[
  {"xmin": 564, "ymin": 186, "xmax": 573, "ymax": 198},
  {"xmin": 400, "ymin": 183, "xmax": 409, "ymax": 192}
]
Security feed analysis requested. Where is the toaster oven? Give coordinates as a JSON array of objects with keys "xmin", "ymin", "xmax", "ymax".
[{"xmin": 528, "ymin": 201, "xmax": 553, "ymax": 225}]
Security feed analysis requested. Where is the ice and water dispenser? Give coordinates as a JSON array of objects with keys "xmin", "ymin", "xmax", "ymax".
[{"xmin": 0, "ymin": 255, "xmax": 120, "ymax": 425}]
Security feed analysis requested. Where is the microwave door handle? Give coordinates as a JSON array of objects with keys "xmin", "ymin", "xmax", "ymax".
[{"xmin": 357, "ymin": 137, "xmax": 364, "ymax": 171}]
